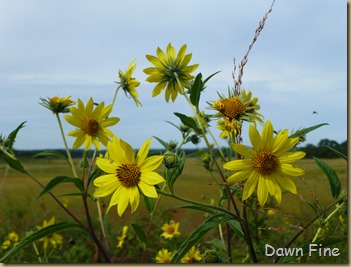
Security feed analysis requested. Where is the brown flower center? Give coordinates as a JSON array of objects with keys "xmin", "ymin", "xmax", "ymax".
[
  {"xmin": 116, "ymin": 163, "xmax": 141, "ymax": 187},
  {"xmin": 253, "ymin": 150, "xmax": 278, "ymax": 175},
  {"xmin": 219, "ymin": 98, "xmax": 245, "ymax": 119},
  {"xmin": 82, "ymin": 117, "xmax": 100, "ymax": 136}
]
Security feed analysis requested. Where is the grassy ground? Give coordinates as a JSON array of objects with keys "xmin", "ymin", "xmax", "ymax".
[{"xmin": 0, "ymin": 156, "xmax": 347, "ymax": 263}]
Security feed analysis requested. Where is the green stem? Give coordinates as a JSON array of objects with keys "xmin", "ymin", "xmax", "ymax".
[
  {"xmin": 55, "ymin": 114, "xmax": 77, "ymax": 178},
  {"xmin": 312, "ymin": 200, "xmax": 346, "ymax": 243},
  {"xmin": 111, "ymin": 86, "xmax": 120, "ymax": 109}
]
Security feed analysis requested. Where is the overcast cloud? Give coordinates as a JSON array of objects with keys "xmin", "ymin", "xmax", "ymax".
[{"xmin": 0, "ymin": 0, "xmax": 346, "ymax": 150}]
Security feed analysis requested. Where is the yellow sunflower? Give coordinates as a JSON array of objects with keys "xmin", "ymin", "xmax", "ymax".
[
  {"xmin": 223, "ymin": 120, "xmax": 306, "ymax": 206},
  {"xmin": 39, "ymin": 95, "xmax": 75, "ymax": 114},
  {"xmin": 116, "ymin": 59, "xmax": 142, "ymax": 107},
  {"xmin": 181, "ymin": 246, "xmax": 202, "ymax": 263},
  {"xmin": 36, "ymin": 217, "xmax": 63, "ymax": 250},
  {"xmin": 64, "ymin": 97, "xmax": 120, "ymax": 151},
  {"xmin": 161, "ymin": 220, "xmax": 180, "ymax": 240},
  {"xmin": 93, "ymin": 136, "xmax": 165, "ymax": 216},
  {"xmin": 155, "ymin": 248, "xmax": 174, "ymax": 263},
  {"xmin": 144, "ymin": 43, "xmax": 199, "ymax": 102}
]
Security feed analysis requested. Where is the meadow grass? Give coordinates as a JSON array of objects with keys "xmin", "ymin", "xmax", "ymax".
[{"xmin": 0, "ymin": 156, "xmax": 347, "ymax": 263}]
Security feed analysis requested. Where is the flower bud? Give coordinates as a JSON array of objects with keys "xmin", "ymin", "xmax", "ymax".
[{"xmin": 163, "ymin": 151, "xmax": 179, "ymax": 169}]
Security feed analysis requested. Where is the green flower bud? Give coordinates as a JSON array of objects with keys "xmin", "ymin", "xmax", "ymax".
[
  {"xmin": 163, "ymin": 151, "xmax": 179, "ymax": 169},
  {"xmin": 201, "ymin": 250, "xmax": 220, "ymax": 263}
]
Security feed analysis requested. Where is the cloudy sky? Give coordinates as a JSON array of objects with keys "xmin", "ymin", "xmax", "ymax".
[{"xmin": 0, "ymin": 0, "xmax": 346, "ymax": 151}]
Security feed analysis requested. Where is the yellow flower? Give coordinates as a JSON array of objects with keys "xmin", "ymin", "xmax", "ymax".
[
  {"xmin": 223, "ymin": 120, "xmax": 306, "ymax": 206},
  {"xmin": 1, "ymin": 239, "xmax": 11, "ymax": 250},
  {"xmin": 36, "ymin": 217, "xmax": 63, "ymax": 250},
  {"xmin": 181, "ymin": 246, "xmax": 202, "ymax": 263},
  {"xmin": 116, "ymin": 59, "xmax": 142, "ymax": 107},
  {"xmin": 144, "ymin": 43, "xmax": 199, "ymax": 102},
  {"xmin": 212, "ymin": 89, "xmax": 263, "ymax": 125},
  {"xmin": 7, "ymin": 231, "xmax": 19, "ymax": 242},
  {"xmin": 161, "ymin": 220, "xmax": 180, "ymax": 240},
  {"xmin": 216, "ymin": 118, "xmax": 242, "ymax": 139},
  {"xmin": 39, "ymin": 95, "xmax": 75, "ymax": 114},
  {"xmin": 94, "ymin": 136, "xmax": 165, "ymax": 216},
  {"xmin": 155, "ymin": 248, "xmax": 174, "ymax": 263},
  {"xmin": 116, "ymin": 225, "xmax": 128, "ymax": 248},
  {"xmin": 64, "ymin": 97, "xmax": 120, "ymax": 151}
]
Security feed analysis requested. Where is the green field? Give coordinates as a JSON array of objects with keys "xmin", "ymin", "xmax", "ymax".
[{"xmin": 0, "ymin": 156, "xmax": 347, "ymax": 263}]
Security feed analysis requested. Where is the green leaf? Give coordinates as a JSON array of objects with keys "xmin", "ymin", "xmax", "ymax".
[
  {"xmin": 289, "ymin": 123, "xmax": 329, "ymax": 139},
  {"xmin": 3, "ymin": 155, "xmax": 27, "ymax": 174},
  {"xmin": 0, "ymin": 222, "xmax": 85, "ymax": 262},
  {"xmin": 170, "ymin": 213, "xmax": 233, "ymax": 263},
  {"xmin": 189, "ymin": 73, "xmax": 203, "ymax": 109},
  {"xmin": 143, "ymin": 194, "xmax": 155, "ymax": 213},
  {"xmin": 313, "ymin": 157, "xmax": 341, "ymax": 199},
  {"xmin": 152, "ymin": 136, "xmax": 169, "ymax": 150},
  {"xmin": 131, "ymin": 223, "xmax": 147, "ymax": 245},
  {"xmin": 323, "ymin": 145, "xmax": 347, "ymax": 161},
  {"xmin": 203, "ymin": 71, "xmax": 221, "ymax": 84},
  {"xmin": 7, "ymin": 121, "xmax": 26, "ymax": 153},
  {"xmin": 33, "ymin": 150, "xmax": 70, "ymax": 165},
  {"xmin": 174, "ymin": 112, "xmax": 201, "ymax": 133},
  {"xmin": 36, "ymin": 176, "xmax": 84, "ymax": 199},
  {"xmin": 168, "ymin": 151, "xmax": 186, "ymax": 193}
]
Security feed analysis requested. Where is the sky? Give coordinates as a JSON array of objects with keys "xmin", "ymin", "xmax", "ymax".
[{"xmin": 0, "ymin": 0, "xmax": 347, "ymax": 151}]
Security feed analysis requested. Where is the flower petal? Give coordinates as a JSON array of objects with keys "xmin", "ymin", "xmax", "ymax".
[
  {"xmin": 136, "ymin": 138, "xmax": 151, "ymax": 166},
  {"xmin": 275, "ymin": 175, "xmax": 297, "ymax": 194},
  {"xmin": 242, "ymin": 172, "xmax": 259, "ymax": 200},
  {"xmin": 138, "ymin": 180, "xmax": 158, "ymax": 198},
  {"xmin": 96, "ymin": 158, "xmax": 116, "ymax": 174},
  {"xmin": 230, "ymin": 144, "xmax": 255, "ymax": 158},
  {"xmin": 249, "ymin": 124, "xmax": 263, "ymax": 151},
  {"xmin": 280, "ymin": 164, "xmax": 305, "ymax": 176},
  {"xmin": 140, "ymin": 171, "xmax": 165, "ymax": 185},
  {"xmin": 139, "ymin": 155, "xmax": 164, "ymax": 173},
  {"xmin": 223, "ymin": 159, "xmax": 252, "ymax": 171},
  {"xmin": 257, "ymin": 176, "xmax": 268, "ymax": 206}
]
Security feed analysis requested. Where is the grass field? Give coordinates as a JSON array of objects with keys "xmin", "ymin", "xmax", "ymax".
[{"xmin": 0, "ymin": 155, "xmax": 347, "ymax": 263}]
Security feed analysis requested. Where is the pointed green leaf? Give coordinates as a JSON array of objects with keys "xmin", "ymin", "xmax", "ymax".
[
  {"xmin": 7, "ymin": 121, "xmax": 26, "ymax": 153},
  {"xmin": 174, "ymin": 112, "xmax": 201, "ymax": 133},
  {"xmin": 152, "ymin": 136, "xmax": 169, "ymax": 150},
  {"xmin": 289, "ymin": 123, "xmax": 329, "ymax": 139},
  {"xmin": 323, "ymin": 145, "xmax": 347, "ymax": 161},
  {"xmin": 168, "ymin": 151, "xmax": 186, "ymax": 193},
  {"xmin": 143, "ymin": 194, "xmax": 155, "ymax": 213},
  {"xmin": 36, "ymin": 176, "xmax": 84, "ymax": 199},
  {"xmin": 189, "ymin": 73, "xmax": 203, "ymax": 109},
  {"xmin": 0, "ymin": 222, "xmax": 85, "ymax": 262},
  {"xmin": 2, "ymin": 155, "xmax": 27, "ymax": 174},
  {"xmin": 131, "ymin": 223, "xmax": 147, "ymax": 245},
  {"xmin": 203, "ymin": 71, "xmax": 221, "ymax": 84},
  {"xmin": 170, "ymin": 213, "xmax": 232, "ymax": 263},
  {"xmin": 313, "ymin": 157, "xmax": 341, "ymax": 199}
]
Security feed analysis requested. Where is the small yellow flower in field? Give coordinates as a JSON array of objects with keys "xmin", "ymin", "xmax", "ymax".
[
  {"xmin": 36, "ymin": 217, "xmax": 63, "ymax": 250},
  {"xmin": 1, "ymin": 239, "xmax": 11, "ymax": 250},
  {"xmin": 7, "ymin": 231, "xmax": 19, "ymax": 242},
  {"xmin": 94, "ymin": 136, "xmax": 165, "ymax": 216},
  {"xmin": 116, "ymin": 225, "xmax": 128, "ymax": 248},
  {"xmin": 161, "ymin": 220, "xmax": 180, "ymax": 240},
  {"xmin": 39, "ymin": 95, "xmax": 75, "ymax": 114},
  {"xmin": 155, "ymin": 248, "xmax": 174, "ymax": 263},
  {"xmin": 116, "ymin": 59, "xmax": 142, "ymax": 107},
  {"xmin": 64, "ymin": 97, "xmax": 120, "ymax": 151},
  {"xmin": 216, "ymin": 118, "xmax": 242, "ymax": 139},
  {"xmin": 223, "ymin": 120, "xmax": 306, "ymax": 206},
  {"xmin": 144, "ymin": 43, "xmax": 199, "ymax": 102},
  {"xmin": 181, "ymin": 246, "xmax": 202, "ymax": 263}
]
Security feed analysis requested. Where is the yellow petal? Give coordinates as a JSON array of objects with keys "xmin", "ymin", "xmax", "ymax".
[
  {"xmin": 140, "ymin": 171, "xmax": 165, "ymax": 185},
  {"xmin": 223, "ymin": 159, "xmax": 252, "ymax": 171},
  {"xmin": 96, "ymin": 158, "xmax": 116, "ymax": 174},
  {"xmin": 86, "ymin": 97, "xmax": 94, "ymax": 117},
  {"xmin": 280, "ymin": 163, "xmax": 305, "ymax": 176},
  {"xmin": 136, "ymin": 138, "xmax": 151, "ymax": 166},
  {"xmin": 249, "ymin": 124, "xmax": 263, "ymax": 151},
  {"xmin": 242, "ymin": 172, "xmax": 259, "ymax": 200},
  {"xmin": 257, "ymin": 176, "xmax": 268, "ymax": 206},
  {"xmin": 230, "ymin": 144, "xmax": 255, "ymax": 158},
  {"xmin": 72, "ymin": 132, "xmax": 86, "ymax": 149},
  {"xmin": 138, "ymin": 180, "xmax": 158, "ymax": 198},
  {"xmin": 117, "ymin": 187, "xmax": 130, "ymax": 216},
  {"xmin": 227, "ymin": 169, "xmax": 252, "ymax": 183},
  {"xmin": 278, "ymin": 151, "xmax": 306, "ymax": 164},
  {"xmin": 139, "ymin": 155, "xmax": 164, "ymax": 173},
  {"xmin": 275, "ymin": 175, "xmax": 297, "ymax": 194}
]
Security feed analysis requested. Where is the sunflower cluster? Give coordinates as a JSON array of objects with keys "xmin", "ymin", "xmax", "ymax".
[{"xmin": 211, "ymin": 89, "xmax": 263, "ymax": 140}]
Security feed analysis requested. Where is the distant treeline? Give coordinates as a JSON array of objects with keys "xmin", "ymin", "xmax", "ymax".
[{"xmin": 12, "ymin": 138, "xmax": 347, "ymax": 159}]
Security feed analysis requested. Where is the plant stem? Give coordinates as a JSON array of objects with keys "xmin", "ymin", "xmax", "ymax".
[{"xmin": 55, "ymin": 113, "xmax": 78, "ymax": 178}]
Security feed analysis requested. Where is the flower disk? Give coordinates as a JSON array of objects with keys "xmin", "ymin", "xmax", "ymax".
[
  {"xmin": 223, "ymin": 120, "xmax": 306, "ymax": 206},
  {"xmin": 144, "ymin": 43, "xmax": 199, "ymax": 102},
  {"xmin": 93, "ymin": 137, "xmax": 165, "ymax": 216}
]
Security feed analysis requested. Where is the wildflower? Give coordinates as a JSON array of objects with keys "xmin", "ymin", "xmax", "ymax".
[
  {"xmin": 64, "ymin": 97, "xmax": 120, "ymax": 151},
  {"xmin": 155, "ymin": 248, "xmax": 174, "ymax": 263},
  {"xmin": 144, "ymin": 43, "xmax": 199, "ymax": 102},
  {"xmin": 39, "ymin": 95, "xmax": 75, "ymax": 114},
  {"xmin": 161, "ymin": 220, "xmax": 180, "ymax": 240},
  {"xmin": 1, "ymin": 239, "xmax": 11, "ymax": 250},
  {"xmin": 181, "ymin": 246, "xmax": 202, "ymax": 263},
  {"xmin": 36, "ymin": 217, "xmax": 63, "ymax": 250},
  {"xmin": 116, "ymin": 59, "xmax": 142, "ymax": 107},
  {"xmin": 223, "ymin": 120, "xmax": 306, "ymax": 206},
  {"xmin": 211, "ymin": 89, "xmax": 263, "ymax": 140},
  {"xmin": 116, "ymin": 225, "xmax": 128, "ymax": 248},
  {"xmin": 7, "ymin": 231, "xmax": 19, "ymax": 242},
  {"xmin": 94, "ymin": 136, "xmax": 165, "ymax": 216}
]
